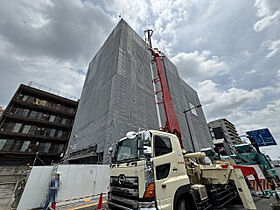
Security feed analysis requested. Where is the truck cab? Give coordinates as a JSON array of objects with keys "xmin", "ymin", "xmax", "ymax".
[{"xmin": 108, "ymin": 130, "xmax": 196, "ymax": 210}]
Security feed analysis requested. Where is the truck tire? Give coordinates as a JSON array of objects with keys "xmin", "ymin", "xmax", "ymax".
[
  {"xmin": 177, "ymin": 197, "xmax": 187, "ymax": 210},
  {"xmin": 174, "ymin": 185, "xmax": 197, "ymax": 210},
  {"xmin": 175, "ymin": 194, "xmax": 197, "ymax": 210}
]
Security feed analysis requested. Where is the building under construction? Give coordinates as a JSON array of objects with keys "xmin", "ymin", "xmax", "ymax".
[{"xmin": 65, "ymin": 19, "xmax": 212, "ymax": 163}]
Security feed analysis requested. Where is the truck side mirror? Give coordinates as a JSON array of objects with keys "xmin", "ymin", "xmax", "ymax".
[
  {"xmin": 108, "ymin": 147, "xmax": 113, "ymax": 156},
  {"xmin": 143, "ymin": 146, "xmax": 152, "ymax": 155},
  {"xmin": 141, "ymin": 131, "xmax": 151, "ymax": 141}
]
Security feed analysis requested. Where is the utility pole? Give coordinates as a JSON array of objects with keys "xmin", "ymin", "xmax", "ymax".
[{"xmin": 183, "ymin": 104, "xmax": 202, "ymax": 152}]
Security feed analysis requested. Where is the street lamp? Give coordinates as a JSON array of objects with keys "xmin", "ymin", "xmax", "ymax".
[{"xmin": 183, "ymin": 104, "xmax": 202, "ymax": 152}]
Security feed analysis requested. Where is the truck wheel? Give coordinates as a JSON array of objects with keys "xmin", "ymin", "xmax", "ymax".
[
  {"xmin": 176, "ymin": 195, "xmax": 197, "ymax": 210},
  {"xmin": 177, "ymin": 197, "xmax": 187, "ymax": 210}
]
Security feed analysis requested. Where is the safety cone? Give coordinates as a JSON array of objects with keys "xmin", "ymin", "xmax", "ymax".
[
  {"xmin": 51, "ymin": 201, "xmax": 56, "ymax": 210},
  {"xmin": 97, "ymin": 193, "xmax": 103, "ymax": 210}
]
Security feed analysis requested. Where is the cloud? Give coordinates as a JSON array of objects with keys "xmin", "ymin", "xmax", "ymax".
[
  {"xmin": 104, "ymin": 0, "xmax": 195, "ymax": 55},
  {"xmin": 277, "ymin": 70, "xmax": 280, "ymax": 78},
  {"xmin": 197, "ymin": 80, "xmax": 264, "ymax": 119},
  {"xmin": 261, "ymin": 39, "xmax": 280, "ymax": 58},
  {"xmin": 171, "ymin": 51, "xmax": 228, "ymax": 84},
  {"xmin": 245, "ymin": 69, "xmax": 257, "ymax": 75},
  {"xmin": 241, "ymin": 50, "xmax": 251, "ymax": 57},
  {"xmin": 253, "ymin": 0, "xmax": 280, "ymax": 32},
  {"xmin": 0, "ymin": 0, "xmax": 115, "ymax": 107},
  {"xmin": 0, "ymin": 0, "xmax": 114, "ymax": 63}
]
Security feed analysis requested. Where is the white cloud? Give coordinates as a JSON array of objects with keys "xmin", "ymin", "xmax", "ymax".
[
  {"xmin": 277, "ymin": 70, "xmax": 280, "ymax": 78},
  {"xmin": 261, "ymin": 39, "xmax": 280, "ymax": 58},
  {"xmin": 253, "ymin": 0, "xmax": 280, "ymax": 59},
  {"xmin": 171, "ymin": 51, "xmax": 228, "ymax": 83},
  {"xmin": 0, "ymin": 0, "xmax": 114, "ymax": 106},
  {"xmin": 197, "ymin": 80, "xmax": 263, "ymax": 119},
  {"xmin": 104, "ymin": 0, "xmax": 195, "ymax": 55},
  {"xmin": 241, "ymin": 50, "xmax": 251, "ymax": 56},
  {"xmin": 245, "ymin": 69, "xmax": 257, "ymax": 75},
  {"xmin": 104, "ymin": 0, "xmax": 151, "ymax": 31},
  {"xmin": 253, "ymin": 0, "xmax": 280, "ymax": 32}
]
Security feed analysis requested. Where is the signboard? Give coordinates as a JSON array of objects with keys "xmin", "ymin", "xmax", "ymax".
[{"xmin": 246, "ymin": 128, "xmax": 277, "ymax": 147}]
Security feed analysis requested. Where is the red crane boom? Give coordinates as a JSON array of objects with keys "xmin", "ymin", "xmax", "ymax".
[{"xmin": 145, "ymin": 29, "xmax": 184, "ymax": 149}]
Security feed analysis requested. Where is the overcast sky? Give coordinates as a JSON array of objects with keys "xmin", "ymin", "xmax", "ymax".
[{"xmin": 0, "ymin": 0, "xmax": 279, "ymax": 159}]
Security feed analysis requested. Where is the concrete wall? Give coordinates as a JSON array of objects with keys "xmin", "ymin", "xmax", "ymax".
[{"xmin": 66, "ymin": 19, "xmax": 212, "ymax": 163}]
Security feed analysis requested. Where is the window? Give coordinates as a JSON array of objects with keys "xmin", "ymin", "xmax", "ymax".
[
  {"xmin": 28, "ymin": 126, "xmax": 37, "ymax": 135},
  {"xmin": 20, "ymin": 141, "xmax": 31, "ymax": 152},
  {"xmin": 53, "ymin": 144, "xmax": 65, "ymax": 153},
  {"xmin": 12, "ymin": 123, "xmax": 22, "ymax": 133},
  {"xmin": 22, "ymin": 125, "xmax": 31, "ymax": 134},
  {"xmin": 29, "ymin": 111, "xmax": 38, "ymax": 119},
  {"xmin": 62, "ymin": 131, "xmax": 68, "ymax": 138},
  {"xmin": 44, "ymin": 143, "xmax": 51, "ymax": 153},
  {"xmin": 22, "ymin": 95, "xmax": 28, "ymax": 102},
  {"xmin": 49, "ymin": 115, "xmax": 56, "ymax": 122},
  {"xmin": 10, "ymin": 140, "xmax": 22, "ymax": 152},
  {"xmin": 0, "ymin": 139, "xmax": 7, "ymax": 150},
  {"xmin": 17, "ymin": 93, "xmax": 23, "ymax": 100},
  {"xmin": 37, "ymin": 112, "xmax": 43, "ymax": 119},
  {"xmin": 1, "ymin": 122, "xmax": 14, "ymax": 132},
  {"xmin": 26, "ymin": 96, "xmax": 35, "ymax": 103},
  {"xmin": 3, "ymin": 140, "xmax": 14, "ymax": 151},
  {"xmin": 15, "ymin": 108, "xmax": 23, "ymax": 116},
  {"xmin": 38, "ymin": 143, "xmax": 45, "ymax": 152},
  {"xmin": 61, "ymin": 118, "xmax": 67, "ymax": 125},
  {"xmin": 38, "ymin": 142, "xmax": 51, "ymax": 153},
  {"xmin": 49, "ymin": 129, "xmax": 56, "ymax": 137},
  {"xmin": 156, "ymin": 163, "xmax": 170, "ymax": 180},
  {"xmin": 44, "ymin": 128, "xmax": 50, "ymax": 136},
  {"xmin": 57, "ymin": 130, "xmax": 63, "ymax": 138},
  {"xmin": 58, "ymin": 144, "xmax": 64, "ymax": 153},
  {"xmin": 154, "ymin": 135, "xmax": 172, "ymax": 157},
  {"xmin": 55, "ymin": 116, "xmax": 62, "ymax": 123},
  {"xmin": 21, "ymin": 109, "xmax": 29, "ymax": 117}
]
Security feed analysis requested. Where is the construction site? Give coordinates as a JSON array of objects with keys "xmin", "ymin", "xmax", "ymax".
[{"xmin": 0, "ymin": 14, "xmax": 280, "ymax": 210}]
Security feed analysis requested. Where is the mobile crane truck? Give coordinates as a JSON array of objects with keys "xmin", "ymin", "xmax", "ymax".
[{"xmin": 108, "ymin": 29, "xmax": 256, "ymax": 210}]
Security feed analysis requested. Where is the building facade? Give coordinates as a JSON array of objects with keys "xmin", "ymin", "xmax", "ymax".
[
  {"xmin": 0, "ymin": 106, "xmax": 3, "ymax": 118},
  {"xmin": 208, "ymin": 118, "xmax": 243, "ymax": 155},
  {"xmin": 65, "ymin": 19, "xmax": 212, "ymax": 164},
  {"xmin": 0, "ymin": 84, "xmax": 78, "ymax": 165}
]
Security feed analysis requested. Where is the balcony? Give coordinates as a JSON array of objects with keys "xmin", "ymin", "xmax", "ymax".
[
  {"xmin": 0, "ymin": 131, "xmax": 68, "ymax": 142},
  {"xmin": 4, "ymin": 113, "xmax": 72, "ymax": 129},
  {"xmin": 12, "ymin": 99, "xmax": 75, "ymax": 118}
]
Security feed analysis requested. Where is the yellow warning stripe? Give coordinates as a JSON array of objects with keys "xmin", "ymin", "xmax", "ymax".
[
  {"xmin": 58, "ymin": 192, "xmax": 107, "ymax": 203},
  {"xmin": 67, "ymin": 201, "xmax": 107, "ymax": 210}
]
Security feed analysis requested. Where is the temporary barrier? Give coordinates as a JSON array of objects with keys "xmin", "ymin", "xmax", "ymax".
[{"xmin": 17, "ymin": 165, "xmax": 109, "ymax": 210}]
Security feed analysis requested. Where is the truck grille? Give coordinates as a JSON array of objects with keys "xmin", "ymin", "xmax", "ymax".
[{"xmin": 109, "ymin": 176, "xmax": 139, "ymax": 209}]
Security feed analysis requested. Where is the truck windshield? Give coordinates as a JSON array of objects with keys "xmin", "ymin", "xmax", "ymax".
[{"xmin": 113, "ymin": 136, "xmax": 145, "ymax": 163}]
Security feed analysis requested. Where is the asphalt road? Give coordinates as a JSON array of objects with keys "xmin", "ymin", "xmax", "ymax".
[
  {"xmin": 222, "ymin": 196, "xmax": 277, "ymax": 210},
  {"xmin": 69, "ymin": 196, "xmax": 277, "ymax": 210}
]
